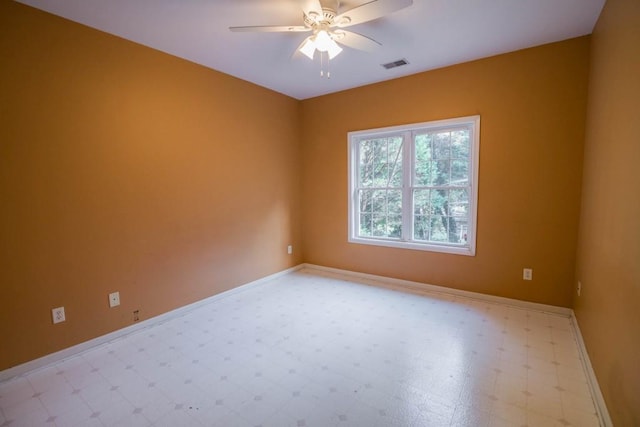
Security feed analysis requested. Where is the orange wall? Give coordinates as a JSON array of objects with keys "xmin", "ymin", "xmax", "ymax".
[
  {"xmin": 301, "ymin": 37, "xmax": 590, "ymax": 307},
  {"xmin": 574, "ymin": 0, "xmax": 640, "ymax": 424},
  {"xmin": 0, "ymin": 2, "xmax": 302, "ymax": 371},
  {"xmin": 0, "ymin": 0, "xmax": 607, "ymax": 381}
]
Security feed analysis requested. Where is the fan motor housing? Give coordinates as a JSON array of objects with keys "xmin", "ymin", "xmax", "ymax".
[{"xmin": 304, "ymin": 7, "xmax": 337, "ymax": 27}]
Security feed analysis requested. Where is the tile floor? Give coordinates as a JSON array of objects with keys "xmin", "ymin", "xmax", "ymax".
[{"xmin": 0, "ymin": 269, "xmax": 601, "ymax": 426}]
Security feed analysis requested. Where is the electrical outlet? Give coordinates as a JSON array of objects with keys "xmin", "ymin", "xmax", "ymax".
[
  {"xmin": 523, "ymin": 268, "xmax": 533, "ymax": 280},
  {"xmin": 133, "ymin": 310, "xmax": 140, "ymax": 322},
  {"xmin": 577, "ymin": 281, "xmax": 582, "ymax": 296},
  {"xmin": 52, "ymin": 307, "xmax": 66, "ymax": 324},
  {"xmin": 109, "ymin": 291, "xmax": 120, "ymax": 308},
  {"xmin": 287, "ymin": 245, "xmax": 293, "ymax": 255}
]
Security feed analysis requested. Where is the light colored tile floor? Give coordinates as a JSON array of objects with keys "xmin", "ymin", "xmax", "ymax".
[{"xmin": 0, "ymin": 269, "xmax": 601, "ymax": 426}]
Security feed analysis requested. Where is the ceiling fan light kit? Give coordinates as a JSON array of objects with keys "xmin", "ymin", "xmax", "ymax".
[
  {"xmin": 229, "ymin": 0, "xmax": 413, "ymax": 75},
  {"xmin": 300, "ymin": 29, "xmax": 343, "ymax": 60}
]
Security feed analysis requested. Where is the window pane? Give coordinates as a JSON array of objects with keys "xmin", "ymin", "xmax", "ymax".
[
  {"xmin": 373, "ymin": 142, "xmax": 388, "ymax": 187},
  {"xmin": 388, "ymin": 215, "xmax": 402, "ymax": 238},
  {"xmin": 413, "ymin": 189, "xmax": 431, "ymax": 215},
  {"xmin": 415, "ymin": 129, "xmax": 469, "ymax": 186},
  {"xmin": 451, "ymin": 160, "xmax": 468, "ymax": 183},
  {"xmin": 451, "ymin": 130, "xmax": 470, "ymax": 158},
  {"xmin": 433, "ymin": 160, "xmax": 451, "ymax": 185},
  {"xmin": 450, "ymin": 189, "xmax": 469, "ymax": 218},
  {"xmin": 389, "ymin": 138, "xmax": 404, "ymax": 187},
  {"xmin": 358, "ymin": 189, "xmax": 374, "ymax": 214},
  {"xmin": 429, "ymin": 215, "xmax": 448, "ymax": 242},
  {"xmin": 431, "ymin": 190, "xmax": 460, "ymax": 242},
  {"xmin": 358, "ymin": 189, "xmax": 402, "ymax": 239},
  {"xmin": 372, "ymin": 214, "xmax": 387, "ymax": 237},
  {"xmin": 372, "ymin": 190, "xmax": 386, "ymax": 212},
  {"xmin": 358, "ymin": 136, "xmax": 403, "ymax": 188},
  {"xmin": 358, "ymin": 140, "xmax": 373, "ymax": 187},
  {"xmin": 388, "ymin": 190, "xmax": 402, "ymax": 216},
  {"xmin": 430, "ymin": 189, "xmax": 448, "ymax": 216},
  {"xmin": 450, "ymin": 188, "xmax": 468, "ymax": 203},
  {"xmin": 359, "ymin": 213, "xmax": 372, "ymax": 237},
  {"xmin": 414, "ymin": 189, "xmax": 434, "ymax": 240},
  {"xmin": 414, "ymin": 134, "xmax": 432, "ymax": 186},
  {"xmin": 433, "ymin": 132, "xmax": 451, "ymax": 159},
  {"xmin": 414, "ymin": 214, "xmax": 430, "ymax": 241},
  {"xmin": 415, "ymin": 159, "xmax": 436, "ymax": 186},
  {"xmin": 450, "ymin": 202, "xmax": 468, "ymax": 218},
  {"xmin": 451, "ymin": 218, "xmax": 469, "ymax": 243},
  {"xmin": 446, "ymin": 217, "xmax": 462, "ymax": 243}
]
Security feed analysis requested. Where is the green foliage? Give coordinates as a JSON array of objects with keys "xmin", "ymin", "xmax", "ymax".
[
  {"xmin": 357, "ymin": 127, "xmax": 471, "ymax": 245},
  {"xmin": 358, "ymin": 136, "xmax": 403, "ymax": 238},
  {"xmin": 413, "ymin": 129, "xmax": 470, "ymax": 244}
]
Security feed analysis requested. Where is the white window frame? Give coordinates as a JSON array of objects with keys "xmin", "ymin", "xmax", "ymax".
[{"xmin": 348, "ymin": 115, "xmax": 480, "ymax": 256}]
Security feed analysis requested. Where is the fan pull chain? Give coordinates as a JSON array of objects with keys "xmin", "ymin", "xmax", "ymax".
[{"xmin": 319, "ymin": 52, "xmax": 331, "ymax": 79}]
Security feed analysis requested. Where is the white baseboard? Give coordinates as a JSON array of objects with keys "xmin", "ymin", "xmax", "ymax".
[
  {"xmin": 0, "ymin": 264, "xmax": 303, "ymax": 383},
  {"xmin": 300, "ymin": 263, "xmax": 611, "ymax": 427},
  {"xmin": 300, "ymin": 263, "xmax": 573, "ymax": 316},
  {"xmin": 570, "ymin": 313, "xmax": 613, "ymax": 427}
]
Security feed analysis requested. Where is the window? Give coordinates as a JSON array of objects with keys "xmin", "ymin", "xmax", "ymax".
[{"xmin": 348, "ymin": 116, "xmax": 480, "ymax": 256}]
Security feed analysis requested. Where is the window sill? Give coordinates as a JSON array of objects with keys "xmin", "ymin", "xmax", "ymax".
[{"xmin": 348, "ymin": 236, "xmax": 475, "ymax": 256}]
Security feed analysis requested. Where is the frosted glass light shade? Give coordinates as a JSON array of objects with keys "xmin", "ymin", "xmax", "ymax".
[
  {"xmin": 299, "ymin": 37, "xmax": 316, "ymax": 59},
  {"xmin": 299, "ymin": 30, "xmax": 342, "ymax": 60}
]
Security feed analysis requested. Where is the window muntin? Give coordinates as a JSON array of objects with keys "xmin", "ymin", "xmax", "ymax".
[{"xmin": 348, "ymin": 116, "xmax": 479, "ymax": 255}]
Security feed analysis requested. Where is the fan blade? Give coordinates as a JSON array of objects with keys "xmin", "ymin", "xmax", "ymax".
[
  {"xmin": 334, "ymin": 0, "xmax": 413, "ymax": 27},
  {"xmin": 301, "ymin": 0, "xmax": 323, "ymax": 17},
  {"xmin": 229, "ymin": 25, "xmax": 310, "ymax": 32},
  {"xmin": 334, "ymin": 30, "xmax": 381, "ymax": 52}
]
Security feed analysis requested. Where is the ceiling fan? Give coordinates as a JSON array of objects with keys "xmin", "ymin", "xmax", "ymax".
[{"xmin": 229, "ymin": 0, "xmax": 413, "ymax": 61}]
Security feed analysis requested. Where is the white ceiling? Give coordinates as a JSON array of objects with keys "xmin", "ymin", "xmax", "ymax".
[{"xmin": 16, "ymin": 0, "xmax": 605, "ymax": 100}]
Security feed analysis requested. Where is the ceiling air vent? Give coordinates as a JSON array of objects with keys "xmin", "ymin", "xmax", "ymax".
[{"xmin": 382, "ymin": 59, "xmax": 409, "ymax": 70}]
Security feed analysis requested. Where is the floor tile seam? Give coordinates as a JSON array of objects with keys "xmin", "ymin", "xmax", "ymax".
[
  {"xmin": 235, "ymin": 394, "xmax": 296, "ymax": 425},
  {"xmin": 485, "ymin": 393, "xmax": 527, "ymax": 417},
  {"xmin": 353, "ymin": 396, "xmax": 424, "ymax": 425},
  {"xmin": 36, "ymin": 391, "xmax": 93, "ymax": 423},
  {"xmin": 77, "ymin": 386, "xmax": 116, "ymax": 416},
  {"xmin": 26, "ymin": 374, "xmax": 69, "ymax": 397},
  {"xmin": 49, "ymin": 402, "xmax": 104, "ymax": 426},
  {"xmin": 115, "ymin": 378, "xmax": 177, "ymax": 414},
  {"xmin": 211, "ymin": 375, "xmax": 279, "ymax": 402},
  {"xmin": 556, "ymin": 395, "xmax": 598, "ymax": 424},
  {"xmin": 0, "ymin": 406, "xmax": 15, "ymax": 426},
  {"xmin": 147, "ymin": 398, "xmax": 202, "ymax": 424},
  {"xmin": 239, "ymin": 399, "xmax": 311, "ymax": 426},
  {"xmin": 523, "ymin": 400, "xmax": 568, "ymax": 425},
  {"xmin": 552, "ymin": 369, "xmax": 599, "ymax": 415},
  {"xmin": 1, "ymin": 379, "xmax": 36, "ymax": 405}
]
